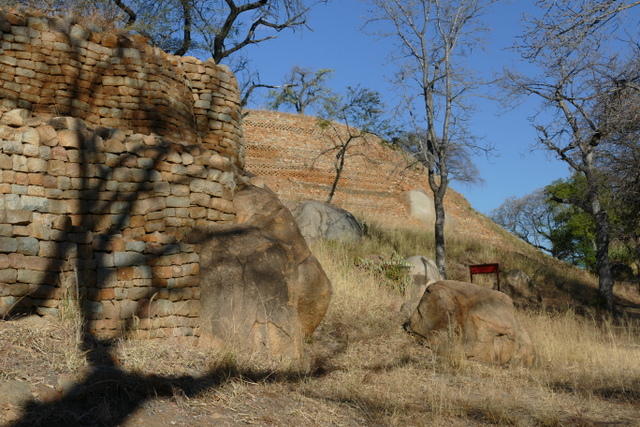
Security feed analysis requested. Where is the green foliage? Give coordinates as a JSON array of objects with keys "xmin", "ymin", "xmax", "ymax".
[
  {"xmin": 543, "ymin": 175, "xmax": 597, "ymax": 271},
  {"xmin": 354, "ymin": 252, "xmax": 412, "ymax": 294},
  {"xmin": 494, "ymin": 168, "xmax": 639, "ymax": 278},
  {"xmin": 320, "ymin": 86, "xmax": 388, "ymax": 134},
  {"xmin": 266, "ymin": 66, "xmax": 339, "ymax": 115}
]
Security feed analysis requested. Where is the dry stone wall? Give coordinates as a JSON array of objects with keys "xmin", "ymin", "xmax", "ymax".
[
  {"xmin": 242, "ymin": 110, "xmax": 495, "ymax": 241},
  {"xmin": 0, "ymin": 8, "xmax": 243, "ymax": 167},
  {"xmin": 0, "ymin": 8, "xmax": 244, "ymax": 338},
  {"xmin": 242, "ymin": 110, "xmax": 426, "ymax": 220}
]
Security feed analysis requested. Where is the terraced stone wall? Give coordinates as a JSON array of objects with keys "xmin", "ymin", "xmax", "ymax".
[
  {"xmin": 242, "ymin": 110, "xmax": 492, "ymax": 241},
  {"xmin": 0, "ymin": 8, "xmax": 243, "ymax": 167},
  {"xmin": 0, "ymin": 8, "xmax": 244, "ymax": 338},
  {"xmin": 242, "ymin": 109, "xmax": 426, "ymax": 220}
]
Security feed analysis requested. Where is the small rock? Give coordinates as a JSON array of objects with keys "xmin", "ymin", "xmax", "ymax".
[
  {"xmin": 0, "ymin": 109, "xmax": 30, "ymax": 127},
  {"xmin": 34, "ymin": 384, "xmax": 61, "ymax": 403},
  {"xmin": 0, "ymin": 380, "xmax": 33, "ymax": 407}
]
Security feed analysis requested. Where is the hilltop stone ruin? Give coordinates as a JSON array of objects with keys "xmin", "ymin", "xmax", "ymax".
[{"xmin": 0, "ymin": 7, "xmax": 330, "ymax": 366}]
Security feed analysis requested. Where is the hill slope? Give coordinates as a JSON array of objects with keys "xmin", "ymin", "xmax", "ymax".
[{"xmin": 242, "ymin": 109, "xmax": 640, "ymax": 313}]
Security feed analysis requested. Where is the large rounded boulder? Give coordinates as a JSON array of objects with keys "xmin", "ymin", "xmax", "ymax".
[
  {"xmin": 191, "ymin": 185, "xmax": 332, "ymax": 370},
  {"xmin": 290, "ymin": 200, "xmax": 362, "ymax": 244},
  {"xmin": 405, "ymin": 280, "xmax": 536, "ymax": 367}
]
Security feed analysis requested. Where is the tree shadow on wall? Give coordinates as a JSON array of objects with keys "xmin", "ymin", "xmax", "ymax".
[{"xmin": 0, "ymin": 17, "xmax": 297, "ymax": 427}]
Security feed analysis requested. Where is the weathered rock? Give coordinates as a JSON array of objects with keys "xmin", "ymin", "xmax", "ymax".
[
  {"xmin": 406, "ymin": 280, "xmax": 536, "ymax": 367},
  {"xmin": 400, "ymin": 255, "xmax": 442, "ymax": 323},
  {"xmin": 192, "ymin": 185, "xmax": 332, "ymax": 369},
  {"xmin": 290, "ymin": 200, "xmax": 362, "ymax": 244},
  {"xmin": 403, "ymin": 189, "xmax": 457, "ymax": 230},
  {"xmin": 0, "ymin": 379, "xmax": 33, "ymax": 407},
  {"xmin": 501, "ymin": 269, "xmax": 540, "ymax": 305},
  {"xmin": 0, "ymin": 109, "xmax": 30, "ymax": 127}
]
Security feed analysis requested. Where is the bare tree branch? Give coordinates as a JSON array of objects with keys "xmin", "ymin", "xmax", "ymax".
[{"xmin": 364, "ymin": 0, "xmax": 498, "ymax": 278}]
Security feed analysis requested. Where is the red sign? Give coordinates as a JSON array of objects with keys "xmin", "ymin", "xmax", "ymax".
[{"xmin": 469, "ymin": 263, "xmax": 501, "ymax": 291}]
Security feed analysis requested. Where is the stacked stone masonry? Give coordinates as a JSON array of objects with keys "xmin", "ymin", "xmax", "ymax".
[
  {"xmin": 242, "ymin": 110, "xmax": 430, "ymax": 219},
  {"xmin": 0, "ymin": 8, "xmax": 244, "ymax": 338},
  {"xmin": 242, "ymin": 110, "xmax": 489, "ymax": 239},
  {"xmin": 0, "ymin": 8, "xmax": 243, "ymax": 167}
]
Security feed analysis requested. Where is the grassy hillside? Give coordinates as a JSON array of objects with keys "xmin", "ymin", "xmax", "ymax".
[{"xmin": 2, "ymin": 217, "xmax": 639, "ymax": 426}]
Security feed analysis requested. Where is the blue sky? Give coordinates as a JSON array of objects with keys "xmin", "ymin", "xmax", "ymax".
[{"xmin": 243, "ymin": 0, "xmax": 572, "ymax": 215}]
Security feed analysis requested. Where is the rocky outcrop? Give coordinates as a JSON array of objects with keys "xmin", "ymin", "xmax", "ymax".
[
  {"xmin": 290, "ymin": 200, "xmax": 362, "ymax": 244},
  {"xmin": 501, "ymin": 269, "xmax": 541, "ymax": 305},
  {"xmin": 405, "ymin": 280, "xmax": 536, "ymax": 367},
  {"xmin": 400, "ymin": 255, "xmax": 442, "ymax": 323},
  {"xmin": 192, "ymin": 185, "xmax": 332, "ymax": 368},
  {"xmin": 402, "ymin": 189, "xmax": 456, "ymax": 231}
]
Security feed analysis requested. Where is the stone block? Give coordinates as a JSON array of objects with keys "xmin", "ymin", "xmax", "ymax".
[
  {"xmin": 16, "ymin": 237, "xmax": 39, "ymax": 255},
  {"xmin": 28, "ymin": 221, "xmax": 51, "ymax": 240},
  {"xmin": 127, "ymin": 286, "xmax": 152, "ymax": 300},
  {"xmin": 113, "ymin": 251, "xmax": 147, "ymax": 267},
  {"xmin": 5, "ymin": 209, "xmax": 32, "ymax": 225},
  {"xmin": 17, "ymin": 128, "xmax": 40, "ymax": 146},
  {"xmin": 20, "ymin": 195, "xmax": 48, "ymax": 212},
  {"xmin": 0, "ymin": 268, "xmax": 17, "ymax": 283},
  {"xmin": 17, "ymin": 269, "xmax": 47, "ymax": 284},
  {"xmin": 83, "ymin": 300, "xmax": 103, "ymax": 319},
  {"xmin": 101, "ymin": 300, "xmax": 119, "ymax": 319},
  {"xmin": 0, "ymin": 153, "xmax": 11, "ymax": 169},
  {"xmin": 56, "ymin": 129, "xmax": 83, "ymax": 148},
  {"xmin": 0, "ymin": 108, "xmax": 29, "ymax": 127},
  {"xmin": 119, "ymin": 299, "xmax": 138, "ymax": 319},
  {"xmin": 3, "ymin": 140, "xmax": 23, "ymax": 155},
  {"xmin": 210, "ymin": 197, "xmax": 235, "ymax": 214},
  {"xmin": 131, "ymin": 197, "xmax": 165, "ymax": 215},
  {"xmin": 166, "ymin": 196, "xmax": 190, "ymax": 208}
]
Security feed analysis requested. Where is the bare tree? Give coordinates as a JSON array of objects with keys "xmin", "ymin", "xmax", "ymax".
[
  {"xmin": 316, "ymin": 86, "xmax": 388, "ymax": 204},
  {"xmin": 267, "ymin": 66, "xmax": 339, "ymax": 115},
  {"xmin": 505, "ymin": 0, "xmax": 640, "ymax": 312},
  {"xmin": 364, "ymin": 0, "xmax": 498, "ymax": 278},
  {"xmin": 14, "ymin": 0, "xmax": 323, "ymax": 102},
  {"xmin": 597, "ymin": 75, "xmax": 640, "ymax": 289},
  {"xmin": 490, "ymin": 189, "xmax": 556, "ymax": 253}
]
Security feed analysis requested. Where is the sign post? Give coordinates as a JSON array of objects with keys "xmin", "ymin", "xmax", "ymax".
[{"xmin": 469, "ymin": 263, "xmax": 501, "ymax": 291}]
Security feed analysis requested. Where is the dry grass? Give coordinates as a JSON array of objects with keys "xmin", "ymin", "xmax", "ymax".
[
  {"xmin": 2, "ymin": 220, "xmax": 640, "ymax": 426},
  {"xmin": 299, "ymin": 231, "xmax": 640, "ymax": 426}
]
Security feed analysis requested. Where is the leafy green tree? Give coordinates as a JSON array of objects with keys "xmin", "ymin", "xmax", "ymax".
[
  {"xmin": 503, "ymin": 0, "xmax": 640, "ymax": 311},
  {"xmin": 266, "ymin": 66, "xmax": 339, "ymax": 115},
  {"xmin": 490, "ymin": 178, "xmax": 597, "ymax": 270},
  {"xmin": 544, "ymin": 177, "xmax": 598, "ymax": 271},
  {"xmin": 493, "ymin": 169, "xmax": 640, "ymax": 278}
]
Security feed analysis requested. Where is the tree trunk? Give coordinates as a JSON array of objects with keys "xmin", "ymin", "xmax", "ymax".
[
  {"xmin": 593, "ymin": 207, "xmax": 614, "ymax": 311},
  {"xmin": 433, "ymin": 186, "xmax": 447, "ymax": 279},
  {"xmin": 326, "ymin": 146, "xmax": 347, "ymax": 204},
  {"xmin": 584, "ymin": 165, "xmax": 614, "ymax": 312}
]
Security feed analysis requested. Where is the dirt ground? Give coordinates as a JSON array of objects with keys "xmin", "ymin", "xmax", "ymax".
[{"xmin": 2, "ymin": 303, "xmax": 640, "ymax": 427}]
